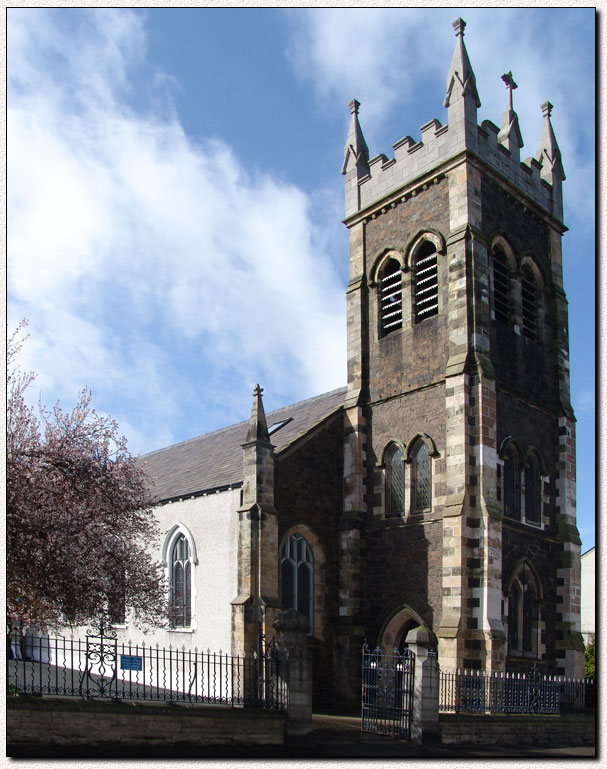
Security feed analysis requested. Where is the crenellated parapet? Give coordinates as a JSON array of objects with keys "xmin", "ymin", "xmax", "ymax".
[
  {"xmin": 343, "ymin": 18, "xmax": 565, "ymax": 225},
  {"xmin": 477, "ymin": 118, "xmax": 561, "ymax": 220}
]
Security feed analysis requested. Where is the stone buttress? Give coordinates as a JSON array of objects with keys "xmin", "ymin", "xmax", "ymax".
[{"xmin": 231, "ymin": 385, "xmax": 281, "ymax": 657}]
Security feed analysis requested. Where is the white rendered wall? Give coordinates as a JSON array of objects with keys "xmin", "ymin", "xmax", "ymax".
[
  {"xmin": 580, "ymin": 547, "xmax": 595, "ymax": 645},
  {"xmin": 64, "ymin": 489, "xmax": 240, "ymax": 655}
]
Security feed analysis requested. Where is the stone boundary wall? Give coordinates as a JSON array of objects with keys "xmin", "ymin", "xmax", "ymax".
[
  {"xmin": 7, "ymin": 696, "xmax": 287, "ymax": 756},
  {"xmin": 439, "ymin": 713, "xmax": 595, "ymax": 746}
]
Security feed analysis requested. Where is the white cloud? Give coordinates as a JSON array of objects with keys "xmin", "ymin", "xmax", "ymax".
[
  {"xmin": 285, "ymin": 8, "xmax": 446, "ymax": 133},
  {"xmin": 8, "ymin": 8, "xmax": 347, "ymax": 453}
]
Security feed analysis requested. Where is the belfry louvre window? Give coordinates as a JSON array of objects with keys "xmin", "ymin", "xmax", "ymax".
[
  {"xmin": 170, "ymin": 534, "xmax": 192, "ymax": 628},
  {"xmin": 379, "ymin": 258, "xmax": 403, "ymax": 335},
  {"xmin": 281, "ymin": 534, "xmax": 314, "ymax": 632},
  {"xmin": 492, "ymin": 246, "xmax": 510, "ymax": 324},
  {"xmin": 521, "ymin": 266, "xmax": 538, "ymax": 340},
  {"xmin": 385, "ymin": 444, "xmax": 405, "ymax": 516},
  {"xmin": 411, "ymin": 440, "xmax": 432, "ymax": 511},
  {"xmin": 414, "ymin": 241, "xmax": 439, "ymax": 322}
]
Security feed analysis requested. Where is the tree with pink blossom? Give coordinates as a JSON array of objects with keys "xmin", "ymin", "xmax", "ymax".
[{"xmin": 7, "ymin": 322, "xmax": 166, "ymax": 631}]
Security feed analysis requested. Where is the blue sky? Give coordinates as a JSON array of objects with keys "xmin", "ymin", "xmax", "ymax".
[{"xmin": 7, "ymin": 7, "xmax": 595, "ymax": 549}]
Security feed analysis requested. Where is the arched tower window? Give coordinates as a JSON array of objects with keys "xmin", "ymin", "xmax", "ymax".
[
  {"xmin": 524, "ymin": 452, "xmax": 543, "ymax": 526},
  {"xmin": 169, "ymin": 533, "xmax": 193, "ymax": 628},
  {"xmin": 413, "ymin": 241, "xmax": 438, "ymax": 323},
  {"xmin": 492, "ymin": 245, "xmax": 510, "ymax": 324},
  {"xmin": 379, "ymin": 257, "xmax": 403, "ymax": 335},
  {"xmin": 521, "ymin": 265, "xmax": 538, "ymax": 340},
  {"xmin": 385, "ymin": 443, "xmax": 405, "ymax": 517},
  {"xmin": 411, "ymin": 439, "xmax": 432, "ymax": 512},
  {"xmin": 281, "ymin": 533, "xmax": 314, "ymax": 632},
  {"xmin": 506, "ymin": 561, "xmax": 541, "ymax": 658},
  {"xmin": 502, "ymin": 443, "xmax": 521, "ymax": 521}
]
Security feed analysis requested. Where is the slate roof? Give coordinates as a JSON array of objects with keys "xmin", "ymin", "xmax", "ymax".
[{"xmin": 141, "ymin": 387, "xmax": 346, "ymax": 502}]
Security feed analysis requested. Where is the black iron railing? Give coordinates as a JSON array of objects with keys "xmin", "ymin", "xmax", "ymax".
[
  {"xmin": 7, "ymin": 627, "xmax": 287, "ymax": 710},
  {"xmin": 439, "ymin": 666, "xmax": 595, "ymax": 715}
]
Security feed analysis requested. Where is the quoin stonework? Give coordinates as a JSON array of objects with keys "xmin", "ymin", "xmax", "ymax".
[{"xmin": 71, "ymin": 17, "xmax": 584, "ymax": 711}]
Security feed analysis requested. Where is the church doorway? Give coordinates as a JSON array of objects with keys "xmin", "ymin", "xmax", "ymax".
[{"xmin": 379, "ymin": 606, "xmax": 424, "ymax": 654}]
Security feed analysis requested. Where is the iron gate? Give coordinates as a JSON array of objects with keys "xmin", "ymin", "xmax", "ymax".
[{"xmin": 361, "ymin": 642, "xmax": 415, "ymax": 739}]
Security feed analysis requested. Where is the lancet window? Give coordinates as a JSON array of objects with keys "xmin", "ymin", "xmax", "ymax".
[{"xmin": 281, "ymin": 533, "xmax": 314, "ymax": 632}]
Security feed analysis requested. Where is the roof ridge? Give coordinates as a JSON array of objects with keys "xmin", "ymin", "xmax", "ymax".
[
  {"xmin": 142, "ymin": 385, "xmax": 346, "ymax": 458},
  {"xmin": 266, "ymin": 385, "xmax": 346, "ymax": 422}
]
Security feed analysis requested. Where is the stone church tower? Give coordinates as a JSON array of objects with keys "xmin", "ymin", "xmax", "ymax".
[{"xmin": 337, "ymin": 17, "xmax": 583, "ymax": 700}]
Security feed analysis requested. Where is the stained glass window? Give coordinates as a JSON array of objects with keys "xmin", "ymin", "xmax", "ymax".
[
  {"xmin": 170, "ymin": 534, "xmax": 192, "ymax": 627},
  {"xmin": 281, "ymin": 534, "xmax": 314, "ymax": 632},
  {"xmin": 412, "ymin": 441, "xmax": 432, "ymax": 511},
  {"xmin": 385, "ymin": 444, "xmax": 405, "ymax": 516}
]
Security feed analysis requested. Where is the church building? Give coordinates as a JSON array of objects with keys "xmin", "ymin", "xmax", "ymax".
[{"xmin": 116, "ymin": 18, "xmax": 584, "ymax": 710}]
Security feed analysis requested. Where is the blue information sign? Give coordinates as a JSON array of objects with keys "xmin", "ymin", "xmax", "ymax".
[{"xmin": 120, "ymin": 655, "xmax": 143, "ymax": 671}]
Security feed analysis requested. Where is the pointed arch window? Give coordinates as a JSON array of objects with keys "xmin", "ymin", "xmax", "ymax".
[
  {"xmin": 170, "ymin": 534, "xmax": 192, "ymax": 628},
  {"xmin": 385, "ymin": 443, "xmax": 405, "ymax": 517},
  {"xmin": 411, "ymin": 439, "xmax": 432, "ymax": 512},
  {"xmin": 507, "ymin": 562, "xmax": 540, "ymax": 658},
  {"xmin": 502, "ymin": 443, "xmax": 520, "ymax": 521},
  {"xmin": 492, "ymin": 245, "xmax": 510, "ymax": 324},
  {"xmin": 524, "ymin": 452, "xmax": 542, "ymax": 526},
  {"xmin": 281, "ymin": 533, "xmax": 314, "ymax": 632},
  {"xmin": 507, "ymin": 581, "xmax": 521, "ymax": 650},
  {"xmin": 521, "ymin": 265, "xmax": 538, "ymax": 340},
  {"xmin": 413, "ymin": 241, "xmax": 438, "ymax": 322},
  {"xmin": 379, "ymin": 257, "xmax": 403, "ymax": 335}
]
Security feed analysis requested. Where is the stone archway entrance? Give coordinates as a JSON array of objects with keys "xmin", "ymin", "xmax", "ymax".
[{"xmin": 379, "ymin": 606, "xmax": 424, "ymax": 653}]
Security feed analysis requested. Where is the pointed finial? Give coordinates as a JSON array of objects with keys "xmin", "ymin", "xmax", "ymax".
[
  {"xmin": 245, "ymin": 382, "xmax": 270, "ymax": 443},
  {"xmin": 342, "ymin": 97, "xmax": 369, "ymax": 178},
  {"xmin": 535, "ymin": 100, "xmax": 564, "ymax": 178},
  {"xmin": 453, "ymin": 17, "xmax": 466, "ymax": 36},
  {"xmin": 444, "ymin": 17, "xmax": 480, "ymax": 113},
  {"xmin": 534, "ymin": 100, "xmax": 565, "ymax": 217}
]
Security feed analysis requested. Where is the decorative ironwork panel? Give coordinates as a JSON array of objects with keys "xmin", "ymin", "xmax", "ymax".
[
  {"xmin": 361, "ymin": 643, "xmax": 415, "ymax": 739},
  {"xmin": 81, "ymin": 623, "xmax": 119, "ymax": 699}
]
